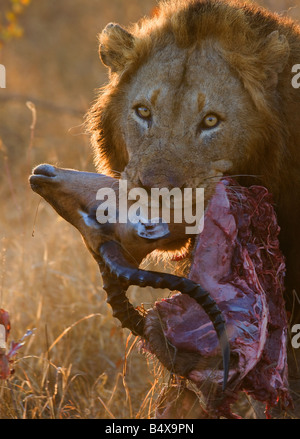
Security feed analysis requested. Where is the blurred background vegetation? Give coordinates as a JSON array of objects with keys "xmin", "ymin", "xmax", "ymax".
[{"xmin": 0, "ymin": 0, "xmax": 299, "ymax": 419}]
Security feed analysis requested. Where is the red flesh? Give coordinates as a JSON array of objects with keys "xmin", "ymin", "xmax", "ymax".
[{"xmin": 152, "ymin": 179, "xmax": 292, "ymax": 415}]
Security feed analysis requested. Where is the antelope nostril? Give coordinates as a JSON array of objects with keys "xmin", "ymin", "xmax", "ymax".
[{"xmin": 33, "ymin": 164, "xmax": 56, "ymax": 177}]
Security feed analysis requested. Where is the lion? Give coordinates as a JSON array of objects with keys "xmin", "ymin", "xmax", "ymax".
[{"xmin": 86, "ymin": 0, "xmax": 300, "ymax": 410}]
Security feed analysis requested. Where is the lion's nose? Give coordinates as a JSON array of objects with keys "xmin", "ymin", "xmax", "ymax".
[{"xmin": 138, "ymin": 172, "xmax": 185, "ymax": 192}]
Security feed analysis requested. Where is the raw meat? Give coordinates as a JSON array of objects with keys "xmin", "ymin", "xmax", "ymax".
[{"xmin": 146, "ymin": 178, "xmax": 293, "ymax": 417}]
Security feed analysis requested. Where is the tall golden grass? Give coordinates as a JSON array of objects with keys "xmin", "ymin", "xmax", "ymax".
[
  {"xmin": 0, "ymin": 0, "xmax": 299, "ymax": 419},
  {"xmin": 0, "ymin": 98, "xmax": 170, "ymax": 418}
]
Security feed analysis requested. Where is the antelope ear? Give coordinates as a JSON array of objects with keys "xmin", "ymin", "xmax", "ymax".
[
  {"xmin": 262, "ymin": 31, "xmax": 290, "ymax": 88},
  {"xmin": 99, "ymin": 23, "xmax": 135, "ymax": 74}
]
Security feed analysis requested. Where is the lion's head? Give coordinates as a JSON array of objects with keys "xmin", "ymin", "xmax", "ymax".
[
  {"xmin": 86, "ymin": 0, "xmax": 300, "ymax": 218},
  {"xmin": 84, "ymin": 0, "xmax": 300, "ymax": 406}
]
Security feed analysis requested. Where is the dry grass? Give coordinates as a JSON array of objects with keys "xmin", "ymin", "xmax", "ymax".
[
  {"xmin": 0, "ymin": 107, "xmax": 170, "ymax": 418},
  {"xmin": 0, "ymin": 0, "xmax": 167, "ymax": 419},
  {"xmin": 0, "ymin": 0, "xmax": 299, "ymax": 419},
  {"xmin": 0, "ymin": 151, "xmax": 168, "ymax": 418}
]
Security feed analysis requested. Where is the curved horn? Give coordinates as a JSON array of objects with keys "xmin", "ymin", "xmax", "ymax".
[
  {"xmin": 99, "ymin": 261, "xmax": 145, "ymax": 336},
  {"xmin": 99, "ymin": 240, "xmax": 230, "ymax": 390}
]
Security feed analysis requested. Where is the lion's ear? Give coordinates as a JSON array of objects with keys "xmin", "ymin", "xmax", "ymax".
[
  {"xmin": 262, "ymin": 31, "xmax": 290, "ymax": 88},
  {"xmin": 99, "ymin": 23, "xmax": 135, "ymax": 74}
]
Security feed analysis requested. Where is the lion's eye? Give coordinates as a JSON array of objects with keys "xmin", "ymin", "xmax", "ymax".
[
  {"xmin": 135, "ymin": 105, "xmax": 151, "ymax": 120},
  {"xmin": 202, "ymin": 114, "xmax": 219, "ymax": 129}
]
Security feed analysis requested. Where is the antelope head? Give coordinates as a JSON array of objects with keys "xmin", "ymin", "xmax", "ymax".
[{"xmin": 29, "ymin": 164, "xmax": 230, "ymax": 389}]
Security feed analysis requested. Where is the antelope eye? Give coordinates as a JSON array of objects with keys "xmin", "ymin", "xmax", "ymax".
[
  {"xmin": 135, "ymin": 105, "xmax": 151, "ymax": 120},
  {"xmin": 202, "ymin": 114, "xmax": 219, "ymax": 129}
]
